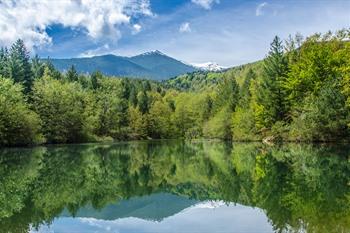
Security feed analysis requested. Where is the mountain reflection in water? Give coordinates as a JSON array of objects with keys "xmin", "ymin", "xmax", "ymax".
[{"xmin": 0, "ymin": 140, "xmax": 349, "ymax": 233}]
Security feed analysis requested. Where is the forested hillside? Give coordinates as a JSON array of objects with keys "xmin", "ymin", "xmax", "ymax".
[
  {"xmin": 0, "ymin": 29, "xmax": 349, "ymax": 146},
  {"xmin": 164, "ymin": 61, "xmax": 263, "ymax": 91}
]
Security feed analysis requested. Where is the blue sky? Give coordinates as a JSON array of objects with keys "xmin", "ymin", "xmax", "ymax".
[{"xmin": 0, "ymin": 0, "xmax": 349, "ymax": 66}]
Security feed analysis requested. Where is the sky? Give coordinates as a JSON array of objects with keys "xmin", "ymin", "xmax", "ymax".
[{"xmin": 0, "ymin": 0, "xmax": 349, "ymax": 67}]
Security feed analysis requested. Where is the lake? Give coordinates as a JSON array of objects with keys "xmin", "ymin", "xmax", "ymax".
[{"xmin": 0, "ymin": 140, "xmax": 349, "ymax": 233}]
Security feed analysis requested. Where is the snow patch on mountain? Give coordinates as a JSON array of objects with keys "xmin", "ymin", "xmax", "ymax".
[
  {"xmin": 191, "ymin": 62, "xmax": 226, "ymax": 71},
  {"xmin": 138, "ymin": 50, "xmax": 167, "ymax": 56}
]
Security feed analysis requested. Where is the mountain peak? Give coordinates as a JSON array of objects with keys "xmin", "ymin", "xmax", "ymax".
[{"xmin": 139, "ymin": 50, "xmax": 167, "ymax": 56}]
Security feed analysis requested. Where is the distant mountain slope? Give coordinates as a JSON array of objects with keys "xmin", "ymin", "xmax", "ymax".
[
  {"xmin": 50, "ymin": 55, "xmax": 153, "ymax": 77},
  {"xmin": 60, "ymin": 193, "xmax": 199, "ymax": 221},
  {"xmin": 48, "ymin": 51, "xmax": 196, "ymax": 80},
  {"xmin": 128, "ymin": 50, "xmax": 196, "ymax": 79}
]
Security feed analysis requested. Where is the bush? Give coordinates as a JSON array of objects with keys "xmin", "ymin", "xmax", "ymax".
[
  {"xmin": 32, "ymin": 75, "xmax": 96, "ymax": 143},
  {"xmin": 232, "ymin": 107, "xmax": 258, "ymax": 141},
  {"xmin": 203, "ymin": 107, "xmax": 232, "ymax": 140},
  {"xmin": 0, "ymin": 77, "xmax": 43, "ymax": 146},
  {"xmin": 289, "ymin": 83, "xmax": 350, "ymax": 141}
]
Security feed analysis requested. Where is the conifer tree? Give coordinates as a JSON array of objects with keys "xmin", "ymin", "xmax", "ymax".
[
  {"xmin": 8, "ymin": 39, "xmax": 33, "ymax": 93},
  {"xmin": 66, "ymin": 65, "xmax": 78, "ymax": 82},
  {"xmin": 0, "ymin": 47, "xmax": 9, "ymax": 77},
  {"xmin": 91, "ymin": 70, "xmax": 102, "ymax": 90},
  {"xmin": 138, "ymin": 91, "xmax": 149, "ymax": 114},
  {"xmin": 257, "ymin": 36, "xmax": 289, "ymax": 127},
  {"xmin": 31, "ymin": 54, "xmax": 45, "ymax": 80}
]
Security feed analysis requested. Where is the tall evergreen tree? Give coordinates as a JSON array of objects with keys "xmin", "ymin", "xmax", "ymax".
[
  {"xmin": 138, "ymin": 91, "xmax": 149, "ymax": 114},
  {"xmin": 7, "ymin": 39, "xmax": 33, "ymax": 93},
  {"xmin": 91, "ymin": 70, "xmax": 102, "ymax": 90},
  {"xmin": 257, "ymin": 36, "xmax": 289, "ymax": 128},
  {"xmin": 239, "ymin": 69, "xmax": 255, "ymax": 108},
  {"xmin": 0, "ymin": 47, "xmax": 9, "ymax": 77},
  {"xmin": 129, "ymin": 87, "xmax": 138, "ymax": 107},
  {"xmin": 31, "ymin": 55, "xmax": 45, "ymax": 80},
  {"xmin": 66, "ymin": 65, "xmax": 78, "ymax": 82},
  {"xmin": 44, "ymin": 59, "xmax": 62, "ymax": 80},
  {"xmin": 215, "ymin": 73, "xmax": 240, "ymax": 112}
]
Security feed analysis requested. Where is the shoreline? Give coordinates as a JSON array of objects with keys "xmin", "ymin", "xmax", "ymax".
[{"xmin": 1, "ymin": 138, "xmax": 350, "ymax": 149}]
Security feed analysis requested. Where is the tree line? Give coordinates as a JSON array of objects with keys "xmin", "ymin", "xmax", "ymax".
[{"xmin": 0, "ymin": 29, "xmax": 350, "ymax": 146}]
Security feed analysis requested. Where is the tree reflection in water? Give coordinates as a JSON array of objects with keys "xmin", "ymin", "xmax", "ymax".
[{"xmin": 0, "ymin": 140, "xmax": 349, "ymax": 233}]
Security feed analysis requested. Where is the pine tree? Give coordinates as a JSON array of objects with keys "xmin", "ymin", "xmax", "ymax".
[
  {"xmin": 143, "ymin": 81, "xmax": 152, "ymax": 92},
  {"xmin": 215, "ymin": 73, "xmax": 240, "ymax": 112},
  {"xmin": 8, "ymin": 39, "xmax": 33, "ymax": 93},
  {"xmin": 239, "ymin": 68, "xmax": 255, "ymax": 108},
  {"xmin": 91, "ymin": 70, "xmax": 102, "ymax": 90},
  {"xmin": 66, "ymin": 65, "xmax": 78, "ymax": 82},
  {"xmin": 138, "ymin": 91, "xmax": 149, "ymax": 114},
  {"xmin": 129, "ymin": 87, "xmax": 138, "ymax": 107},
  {"xmin": 31, "ymin": 54, "xmax": 45, "ymax": 79},
  {"xmin": 257, "ymin": 36, "xmax": 289, "ymax": 127},
  {"xmin": 44, "ymin": 59, "xmax": 62, "ymax": 80},
  {"xmin": 0, "ymin": 47, "xmax": 9, "ymax": 77}
]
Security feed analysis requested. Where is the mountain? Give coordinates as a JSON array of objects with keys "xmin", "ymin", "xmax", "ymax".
[
  {"xmin": 60, "ymin": 193, "xmax": 199, "ymax": 221},
  {"xmin": 47, "ymin": 51, "xmax": 196, "ymax": 80},
  {"xmin": 191, "ymin": 62, "xmax": 226, "ymax": 71},
  {"xmin": 128, "ymin": 50, "xmax": 196, "ymax": 79}
]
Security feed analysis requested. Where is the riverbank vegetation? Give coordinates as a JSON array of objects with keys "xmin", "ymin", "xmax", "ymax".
[{"xmin": 0, "ymin": 29, "xmax": 350, "ymax": 146}]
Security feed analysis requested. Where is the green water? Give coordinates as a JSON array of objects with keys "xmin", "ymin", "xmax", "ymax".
[{"xmin": 0, "ymin": 140, "xmax": 349, "ymax": 233}]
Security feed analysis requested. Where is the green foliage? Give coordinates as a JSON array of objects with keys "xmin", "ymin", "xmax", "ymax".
[
  {"xmin": 31, "ymin": 55, "xmax": 45, "ymax": 80},
  {"xmin": 1, "ymin": 31, "xmax": 350, "ymax": 145},
  {"xmin": 32, "ymin": 74, "xmax": 95, "ymax": 143},
  {"xmin": 66, "ymin": 65, "xmax": 79, "ymax": 82},
  {"xmin": 233, "ymin": 30, "xmax": 350, "ymax": 141},
  {"xmin": 0, "ymin": 78, "xmax": 43, "ymax": 146},
  {"xmin": 289, "ymin": 80, "xmax": 349, "ymax": 141},
  {"xmin": 165, "ymin": 71, "xmax": 223, "ymax": 91},
  {"xmin": 172, "ymin": 93, "xmax": 198, "ymax": 138},
  {"xmin": 137, "ymin": 91, "xmax": 149, "ymax": 114},
  {"xmin": 7, "ymin": 39, "xmax": 33, "ymax": 93},
  {"xmin": 94, "ymin": 79, "xmax": 128, "ymax": 138},
  {"xmin": 214, "ymin": 73, "xmax": 240, "ymax": 112},
  {"xmin": 91, "ymin": 70, "xmax": 102, "ymax": 90},
  {"xmin": 0, "ymin": 47, "xmax": 9, "ymax": 78},
  {"xmin": 128, "ymin": 106, "xmax": 148, "ymax": 139},
  {"xmin": 232, "ymin": 107, "xmax": 258, "ymax": 141},
  {"xmin": 0, "ymin": 141, "xmax": 349, "ymax": 232},
  {"xmin": 256, "ymin": 36, "xmax": 289, "ymax": 128},
  {"xmin": 148, "ymin": 100, "xmax": 173, "ymax": 138},
  {"xmin": 43, "ymin": 59, "xmax": 63, "ymax": 80},
  {"xmin": 203, "ymin": 106, "xmax": 232, "ymax": 139}
]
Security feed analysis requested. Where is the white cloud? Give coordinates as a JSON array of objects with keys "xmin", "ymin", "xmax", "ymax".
[
  {"xmin": 179, "ymin": 22, "xmax": 191, "ymax": 33},
  {"xmin": 191, "ymin": 0, "xmax": 220, "ymax": 10},
  {"xmin": 0, "ymin": 0, "xmax": 153, "ymax": 51},
  {"xmin": 79, "ymin": 44, "xmax": 111, "ymax": 57},
  {"xmin": 132, "ymin": 24, "xmax": 142, "ymax": 34},
  {"xmin": 256, "ymin": 2, "xmax": 268, "ymax": 16}
]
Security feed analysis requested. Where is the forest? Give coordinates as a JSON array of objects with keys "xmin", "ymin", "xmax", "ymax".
[{"xmin": 0, "ymin": 29, "xmax": 350, "ymax": 146}]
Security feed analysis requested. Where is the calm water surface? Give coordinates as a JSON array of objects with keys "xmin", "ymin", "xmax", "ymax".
[{"xmin": 0, "ymin": 140, "xmax": 349, "ymax": 233}]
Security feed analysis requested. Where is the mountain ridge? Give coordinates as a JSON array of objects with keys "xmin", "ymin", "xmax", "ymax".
[{"xmin": 47, "ymin": 51, "xmax": 197, "ymax": 80}]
